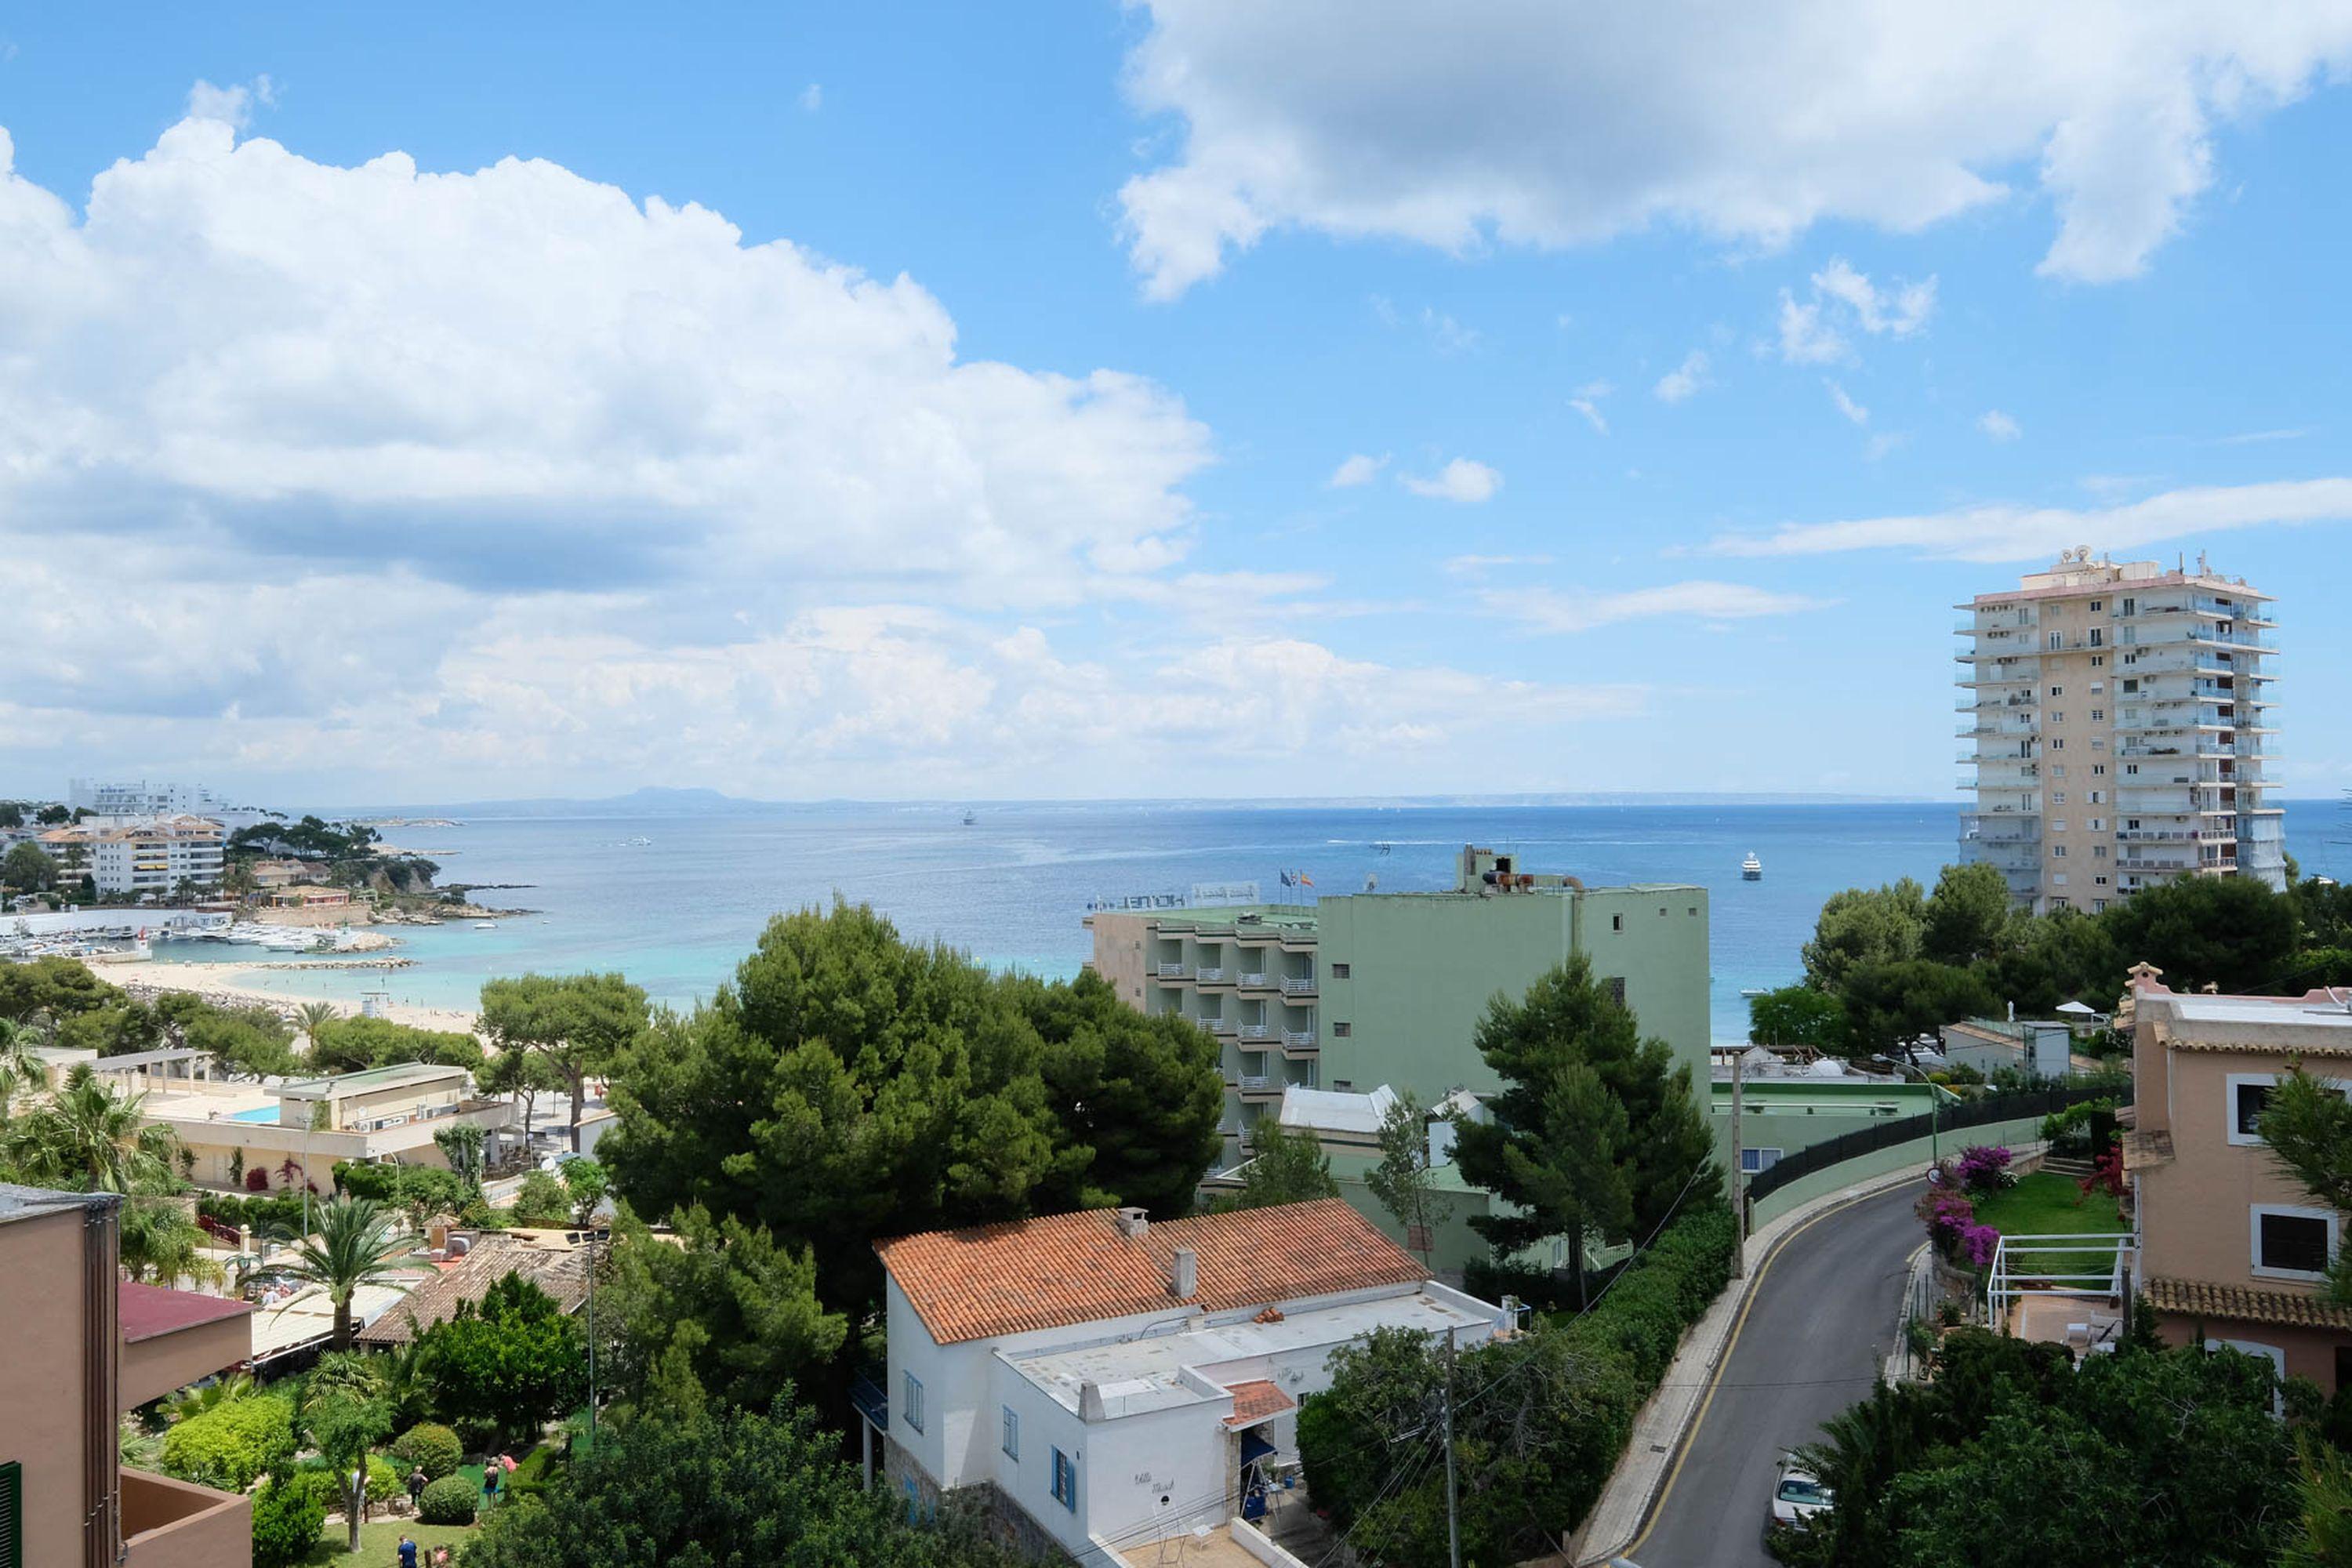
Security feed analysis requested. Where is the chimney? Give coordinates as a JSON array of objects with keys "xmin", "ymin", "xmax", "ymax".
[
  {"xmin": 1113, "ymin": 1207, "xmax": 1149, "ymax": 1240},
  {"xmin": 1169, "ymin": 1247, "xmax": 1198, "ymax": 1298},
  {"xmin": 1080, "ymin": 1380, "xmax": 1108, "ymax": 1421}
]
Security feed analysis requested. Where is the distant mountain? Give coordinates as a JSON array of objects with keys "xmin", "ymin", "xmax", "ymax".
[{"xmin": 350, "ymin": 786, "xmax": 792, "ymax": 819}]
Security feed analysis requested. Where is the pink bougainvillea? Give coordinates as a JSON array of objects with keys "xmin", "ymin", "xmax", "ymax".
[{"xmin": 1960, "ymin": 1223, "xmax": 2002, "ymax": 1269}]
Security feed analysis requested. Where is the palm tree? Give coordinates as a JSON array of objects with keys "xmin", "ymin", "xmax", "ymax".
[
  {"xmin": 162, "ymin": 1373, "xmax": 253, "ymax": 1424},
  {"xmin": 276, "ymin": 1195, "xmax": 408, "ymax": 1351},
  {"xmin": 118, "ymin": 1197, "xmax": 227, "ymax": 1290},
  {"xmin": 295, "ymin": 1001, "xmax": 338, "ymax": 1055},
  {"xmin": 0, "ymin": 1065, "xmax": 179, "ymax": 1192},
  {"xmin": 0, "ymin": 1018, "xmax": 42, "ymax": 1119}
]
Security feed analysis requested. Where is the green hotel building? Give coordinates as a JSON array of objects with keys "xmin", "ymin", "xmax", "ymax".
[{"xmin": 1085, "ymin": 845, "xmax": 1710, "ymax": 1172}]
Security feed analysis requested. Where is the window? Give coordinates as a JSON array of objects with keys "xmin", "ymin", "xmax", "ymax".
[
  {"xmin": 903, "ymin": 1371, "xmax": 925, "ymax": 1434},
  {"xmin": 2229, "ymin": 1075, "xmax": 2274, "ymax": 1142},
  {"xmin": 2254, "ymin": 1207, "xmax": 2336, "ymax": 1279},
  {"xmin": 2122, "ymin": 677, "xmax": 2139, "ymax": 693},
  {"xmin": 2053, "ymin": 846, "xmax": 2067, "ymax": 858},
  {"xmin": 1740, "ymin": 1147, "xmax": 1783, "ymax": 1174},
  {"xmin": 2090, "ymin": 655, "xmax": 2105, "ymax": 668},
  {"xmin": 905, "ymin": 1477, "xmax": 920, "ymax": 1524},
  {"xmin": 2089, "ymin": 601, "xmax": 2103, "ymax": 612},
  {"xmin": 0, "ymin": 1460, "xmax": 15, "ymax": 1568},
  {"xmin": 2089, "ymin": 681, "xmax": 2105, "ymax": 693},
  {"xmin": 2052, "ymin": 764, "xmax": 2067, "ymax": 780},
  {"xmin": 2092, "ymin": 899, "xmax": 2107, "ymax": 912},
  {"xmin": 2094, "ymin": 847, "xmax": 2109, "ymax": 861},
  {"xmin": 1602, "ymin": 976, "xmax": 1628, "ymax": 1006},
  {"xmin": 1002, "ymin": 1406, "xmax": 1019, "ymax": 1460},
  {"xmin": 2049, "ymin": 685, "xmax": 2064, "ymax": 697},
  {"xmin": 1610, "ymin": 914, "xmax": 1624, "ymax": 931},
  {"xmin": 2088, "ymin": 818, "xmax": 2103, "ymax": 832},
  {"xmin": 1051, "ymin": 1448, "xmax": 1078, "ymax": 1512},
  {"xmin": 2089, "ymin": 629, "xmax": 2103, "ymax": 647},
  {"xmin": 2121, "ymin": 597, "xmax": 2136, "ymax": 616},
  {"xmin": 2052, "ymin": 873, "xmax": 2068, "ymax": 887},
  {"xmin": 2090, "ymin": 709, "xmax": 2104, "ymax": 722},
  {"xmin": 1332, "ymin": 1022, "xmax": 1352, "ymax": 1037},
  {"xmin": 2089, "ymin": 789, "xmax": 2104, "ymax": 802},
  {"xmin": 2053, "ymin": 818, "xmax": 2067, "ymax": 832},
  {"xmin": 1330, "ymin": 962, "xmax": 1351, "ymax": 978}
]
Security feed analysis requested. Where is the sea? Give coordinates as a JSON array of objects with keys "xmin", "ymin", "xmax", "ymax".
[{"xmin": 149, "ymin": 798, "xmax": 2352, "ymax": 1044}]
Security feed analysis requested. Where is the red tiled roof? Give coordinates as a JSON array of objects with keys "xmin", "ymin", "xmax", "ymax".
[
  {"xmin": 1222, "ymin": 1379, "xmax": 1295, "ymax": 1428},
  {"xmin": 2146, "ymin": 1276, "xmax": 2352, "ymax": 1331},
  {"xmin": 875, "ymin": 1197, "xmax": 1427, "ymax": 1346},
  {"xmin": 119, "ymin": 1282, "xmax": 253, "ymax": 1343}
]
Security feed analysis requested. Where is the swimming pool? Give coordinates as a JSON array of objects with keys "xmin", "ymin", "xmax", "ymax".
[{"xmin": 226, "ymin": 1106, "xmax": 281, "ymax": 1124}]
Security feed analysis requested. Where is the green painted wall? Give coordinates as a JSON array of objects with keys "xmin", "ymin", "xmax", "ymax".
[
  {"xmin": 1745, "ymin": 1113, "xmax": 2049, "ymax": 1228},
  {"xmin": 1711, "ymin": 1080, "xmax": 1951, "ymax": 1169},
  {"xmin": 1315, "ymin": 883, "xmax": 1709, "ymax": 1107}
]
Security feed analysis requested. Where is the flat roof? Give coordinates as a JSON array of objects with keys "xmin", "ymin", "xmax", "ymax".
[
  {"xmin": 2165, "ymin": 993, "xmax": 2352, "ymax": 1029},
  {"xmin": 87, "ymin": 1047, "xmax": 211, "ymax": 1073},
  {"xmin": 278, "ymin": 1061, "xmax": 471, "ymax": 1099},
  {"xmin": 1007, "ymin": 1286, "xmax": 1490, "ymax": 1420},
  {"xmin": 119, "ymin": 1281, "xmax": 253, "ymax": 1343},
  {"xmin": 0, "ymin": 1181, "xmax": 114, "ymax": 1227}
]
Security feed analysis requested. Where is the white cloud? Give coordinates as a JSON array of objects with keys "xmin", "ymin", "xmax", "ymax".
[
  {"xmin": 1117, "ymin": 4, "xmax": 2352, "ymax": 297},
  {"xmin": 1399, "ymin": 457, "xmax": 1502, "ymax": 503},
  {"xmin": 1570, "ymin": 379, "xmax": 1611, "ymax": 433},
  {"xmin": 1706, "ymin": 476, "xmax": 2352, "ymax": 561},
  {"xmin": 1779, "ymin": 259, "xmax": 1936, "ymax": 364},
  {"xmin": 186, "ymin": 76, "xmax": 274, "ymax": 130},
  {"xmin": 0, "ymin": 105, "xmax": 1669, "ymax": 797},
  {"xmin": 1443, "ymin": 553, "xmax": 1554, "ymax": 575},
  {"xmin": 1327, "ymin": 452, "xmax": 1389, "ymax": 488},
  {"xmin": 1827, "ymin": 382, "xmax": 1871, "ymax": 425},
  {"xmin": 799, "ymin": 83, "xmax": 823, "ymax": 113},
  {"xmin": 1485, "ymin": 580, "xmax": 1836, "ymax": 633},
  {"xmin": 1653, "ymin": 351, "xmax": 1711, "ymax": 404},
  {"xmin": 1421, "ymin": 307, "xmax": 1480, "ymax": 354},
  {"xmin": 1978, "ymin": 409, "xmax": 2023, "ymax": 441}
]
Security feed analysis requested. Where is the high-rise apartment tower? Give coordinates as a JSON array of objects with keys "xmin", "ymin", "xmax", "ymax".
[{"xmin": 1958, "ymin": 547, "xmax": 2282, "ymax": 913}]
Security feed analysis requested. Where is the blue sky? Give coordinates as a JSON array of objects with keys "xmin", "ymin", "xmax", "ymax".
[{"xmin": 1, "ymin": 3, "xmax": 2347, "ymax": 806}]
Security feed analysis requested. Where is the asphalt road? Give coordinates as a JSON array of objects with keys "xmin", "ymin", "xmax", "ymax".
[{"xmin": 1624, "ymin": 1181, "xmax": 1925, "ymax": 1568}]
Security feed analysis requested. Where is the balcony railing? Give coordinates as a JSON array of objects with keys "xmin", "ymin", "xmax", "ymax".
[
  {"xmin": 1195, "ymin": 965, "xmax": 1228, "ymax": 983},
  {"xmin": 1156, "ymin": 962, "xmax": 1191, "ymax": 979},
  {"xmin": 1236, "ymin": 971, "xmax": 1272, "ymax": 989},
  {"xmin": 1281, "ymin": 976, "xmax": 1318, "ymax": 996},
  {"xmin": 1281, "ymin": 1029, "xmax": 1317, "ymax": 1053},
  {"xmin": 1198, "ymin": 1015, "xmax": 1236, "ymax": 1035},
  {"xmin": 1236, "ymin": 1022, "xmax": 1272, "ymax": 1041}
]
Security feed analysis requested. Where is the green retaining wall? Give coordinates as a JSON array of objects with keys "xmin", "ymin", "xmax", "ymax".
[{"xmin": 1747, "ymin": 1113, "xmax": 2050, "ymax": 1229}]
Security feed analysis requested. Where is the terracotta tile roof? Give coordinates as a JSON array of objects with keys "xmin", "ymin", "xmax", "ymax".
[
  {"xmin": 2120, "ymin": 1128, "xmax": 2173, "ymax": 1173},
  {"xmin": 119, "ymin": 1282, "xmax": 253, "ymax": 1343},
  {"xmin": 876, "ymin": 1197, "xmax": 1427, "ymax": 1345},
  {"xmin": 1221, "ymin": 1379, "xmax": 1295, "ymax": 1428},
  {"xmin": 354, "ymin": 1234, "xmax": 591, "ymax": 1346},
  {"xmin": 2145, "ymin": 1276, "xmax": 2352, "ymax": 1331}
]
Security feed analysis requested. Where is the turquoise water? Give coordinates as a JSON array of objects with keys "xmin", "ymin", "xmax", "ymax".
[
  {"xmin": 226, "ymin": 1105, "xmax": 281, "ymax": 1123},
  {"xmin": 147, "ymin": 799, "xmax": 2350, "ymax": 1043}
]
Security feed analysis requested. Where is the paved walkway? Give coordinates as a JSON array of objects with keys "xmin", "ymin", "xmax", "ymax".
[{"xmin": 1570, "ymin": 1167, "xmax": 1927, "ymax": 1566}]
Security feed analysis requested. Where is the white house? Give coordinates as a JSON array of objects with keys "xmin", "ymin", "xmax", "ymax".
[{"xmin": 873, "ymin": 1196, "xmax": 1503, "ymax": 1563}]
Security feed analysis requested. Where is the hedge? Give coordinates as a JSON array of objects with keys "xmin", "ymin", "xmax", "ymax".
[
  {"xmin": 160, "ymin": 1394, "xmax": 296, "ymax": 1492},
  {"xmin": 1298, "ymin": 1203, "xmax": 1736, "ymax": 1566},
  {"xmin": 419, "ymin": 1474, "xmax": 479, "ymax": 1525},
  {"xmin": 250, "ymin": 1471, "xmax": 328, "ymax": 1568},
  {"xmin": 391, "ymin": 1421, "xmax": 464, "ymax": 1480}
]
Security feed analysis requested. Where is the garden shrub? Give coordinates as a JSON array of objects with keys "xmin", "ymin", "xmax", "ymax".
[
  {"xmin": 1301, "ymin": 1202, "xmax": 1736, "ymax": 1564},
  {"xmin": 245, "ymin": 1165, "xmax": 270, "ymax": 1192},
  {"xmin": 333, "ymin": 1160, "xmax": 401, "ymax": 1202},
  {"xmin": 250, "ymin": 1469, "xmax": 328, "ymax": 1568},
  {"xmin": 1954, "ymin": 1145, "xmax": 2013, "ymax": 1195},
  {"xmin": 365, "ymin": 1453, "xmax": 402, "ymax": 1512},
  {"xmin": 2040, "ymin": 1098, "xmax": 2119, "ymax": 1157},
  {"xmin": 391, "ymin": 1421, "xmax": 463, "ymax": 1480},
  {"xmin": 418, "ymin": 1473, "xmax": 479, "ymax": 1525},
  {"xmin": 161, "ymin": 1394, "xmax": 296, "ymax": 1492}
]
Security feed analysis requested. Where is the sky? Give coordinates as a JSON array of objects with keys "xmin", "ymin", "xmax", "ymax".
[{"xmin": 2, "ymin": 2, "xmax": 2349, "ymax": 808}]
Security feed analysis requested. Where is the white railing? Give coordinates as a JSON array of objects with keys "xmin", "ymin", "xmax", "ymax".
[
  {"xmin": 1281, "ymin": 1029, "xmax": 1316, "ymax": 1050},
  {"xmin": 1239, "ymin": 1075, "xmax": 1272, "ymax": 1092},
  {"xmin": 1236, "ymin": 1023, "xmax": 1271, "ymax": 1040},
  {"xmin": 1199, "ymin": 1015, "xmax": 1235, "ymax": 1035},
  {"xmin": 1238, "ymin": 971, "xmax": 1269, "ymax": 988},
  {"xmin": 1196, "ymin": 966, "xmax": 1227, "ymax": 983},
  {"xmin": 1280, "ymin": 976, "xmax": 1316, "ymax": 995},
  {"xmin": 1156, "ymin": 962, "xmax": 1190, "ymax": 979},
  {"xmin": 1985, "ymin": 1232, "xmax": 2137, "ymax": 1333}
]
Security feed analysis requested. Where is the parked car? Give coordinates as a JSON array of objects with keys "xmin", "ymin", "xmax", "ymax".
[
  {"xmin": 1772, "ymin": 1456, "xmax": 1833, "ymax": 1527},
  {"xmin": 537, "ymin": 1149, "xmax": 586, "ymax": 1173}
]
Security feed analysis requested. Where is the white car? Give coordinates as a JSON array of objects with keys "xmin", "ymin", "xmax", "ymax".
[{"xmin": 1771, "ymin": 1457, "xmax": 1833, "ymax": 1527}]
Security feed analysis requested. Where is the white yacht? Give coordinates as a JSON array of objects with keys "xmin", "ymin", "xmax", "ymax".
[{"xmin": 1741, "ymin": 851, "xmax": 1763, "ymax": 881}]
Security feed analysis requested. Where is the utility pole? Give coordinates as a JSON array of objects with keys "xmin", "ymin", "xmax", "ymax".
[
  {"xmin": 1730, "ymin": 1046, "xmax": 1747, "ymax": 1278},
  {"xmin": 1442, "ymin": 1323, "xmax": 1461, "ymax": 1568}
]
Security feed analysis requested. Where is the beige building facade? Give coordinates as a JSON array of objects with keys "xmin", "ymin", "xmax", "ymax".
[
  {"xmin": 1958, "ymin": 548, "xmax": 2281, "ymax": 914},
  {"xmin": 0, "ymin": 1183, "xmax": 253, "ymax": 1568},
  {"xmin": 142, "ymin": 1060, "xmax": 514, "ymax": 1190},
  {"xmin": 2126, "ymin": 975, "xmax": 2352, "ymax": 1392}
]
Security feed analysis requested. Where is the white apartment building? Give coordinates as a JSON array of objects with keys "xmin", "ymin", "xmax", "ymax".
[
  {"xmin": 1958, "ymin": 548, "xmax": 2282, "ymax": 914},
  {"xmin": 66, "ymin": 780, "xmax": 280, "ymax": 833},
  {"xmin": 871, "ymin": 1198, "xmax": 1501, "ymax": 1563},
  {"xmin": 40, "ymin": 815, "xmax": 227, "ymax": 896}
]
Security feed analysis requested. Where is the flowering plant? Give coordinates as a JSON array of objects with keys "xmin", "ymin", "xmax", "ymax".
[
  {"xmin": 1958, "ymin": 1223, "xmax": 2002, "ymax": 1269},
  {"xmin": 1918, "ymin": 1188, "xmax": 1978, "ymax": 1258},
  {"xmin": 1955, "ymin": 1145, "xmax": 2014, "ymax": 1196}
]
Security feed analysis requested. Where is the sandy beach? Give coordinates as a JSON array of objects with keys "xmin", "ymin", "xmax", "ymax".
[{"xmin": 103, "ymin": 958, "xmax": 484, "ymax": 1036}]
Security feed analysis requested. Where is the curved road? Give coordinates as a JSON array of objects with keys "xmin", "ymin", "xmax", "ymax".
[{"xmin": 1624, "ymin": 1182, "xmax": 1924, "ymax": 1568}]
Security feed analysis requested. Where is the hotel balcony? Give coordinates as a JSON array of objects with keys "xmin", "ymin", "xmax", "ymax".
[
  {"xmin": 1280, "ymin": 1029, "xmax": 1319, "ymax": 1059},
  {"xmin": 1194, "ymin": 966, "xmax": 1233, "ymax": 989},
  {"xmin": 1280, "ymin": 975, "xmax": 1318, "ymax": 997},
  {"xmin": 1235, "ymin": 969, "xmax": 1276, "ymax": 992},
  {"xmin": 1235, "ymin": 1022, "xmax": 1273, "ymax": 1043},
  {"xmin": 2116, "ymin": 827, "xmax": 2240, "ymax": 844},
  {"xmin": 1197, "ymin": 1014, "xmax": 1236, "ymax": 1037},
  {"xmin": 1238, "ymin": 1075, "xmax": 1283, "ymax": 1103},
  {"xmin": 1154, "ymin": 961, "xmax": 1192, "ymax": 981},
  {"xmin": 122, "ymin": 1468, "xmax": 250, "ymax": 1568}
]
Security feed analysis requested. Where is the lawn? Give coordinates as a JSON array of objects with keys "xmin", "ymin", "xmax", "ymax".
[
  {"xmin": 300, "ymin": 1517, "xmax": 475, "ymax": 1564},
  {"xmin": 1972, "ymin": 1170, "xmax": 2129, "ymax": 1278}
]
